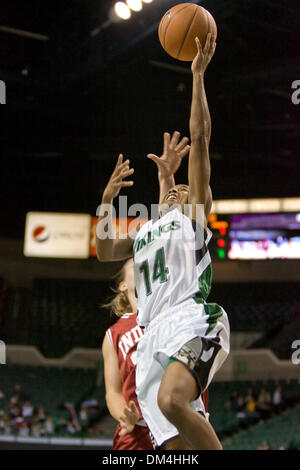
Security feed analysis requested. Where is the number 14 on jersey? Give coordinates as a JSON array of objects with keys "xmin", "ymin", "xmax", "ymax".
[{"xmin": 139, "ymin": 248, "xmax": 169, "ymax": 296}]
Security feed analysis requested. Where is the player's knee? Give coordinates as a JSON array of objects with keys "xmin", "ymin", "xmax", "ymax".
[{"xmin": 158, "ymin": 388, "xmax": 187, "ymax": 422}]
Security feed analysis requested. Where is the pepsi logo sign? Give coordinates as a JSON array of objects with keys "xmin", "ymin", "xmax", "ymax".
[
  {"xmin": 32, "ymin": 226, "xmax": 50, "ymax": 242},
  {"xmin": 24, "ymin": 212, "xmax": 91, "ymax": 259}
]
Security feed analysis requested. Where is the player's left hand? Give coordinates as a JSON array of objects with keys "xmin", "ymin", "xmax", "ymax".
[
  {"xmin": 191, "ymin": 33, "xmax": 216, "ymax": 75},
  {"xmin": 147, "ymin": 131, "xmax": 190, "ymax": 179},
  {"xmin": 118, "ymin": 400, "xmax": 140, "ymax": 436}
]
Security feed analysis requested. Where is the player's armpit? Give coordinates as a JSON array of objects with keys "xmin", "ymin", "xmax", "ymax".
[{"xmin": 111, "ymin": 236, "xmax": 135, "ymax": 261}]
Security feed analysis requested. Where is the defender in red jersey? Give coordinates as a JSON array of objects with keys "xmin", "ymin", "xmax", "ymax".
[
  {"xmin": 102, "ymin": 259, "xmax": 153, "ymax": 450},
  {"xmin": 104, "ymin": 312, "xmax": 153, "ymax": 450}
]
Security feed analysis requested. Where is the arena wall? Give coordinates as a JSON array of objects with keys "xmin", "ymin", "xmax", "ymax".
[
  {"xmin": 5, "ymin": 345, "xmax": 299, "ymax": 381},
  {"xmin": 215, "ymin": 349, "xmax": 298, "ymax": 382},
  {"xmin": 5, "ymin": 345, "xmax": 100, "ymax": 369}
]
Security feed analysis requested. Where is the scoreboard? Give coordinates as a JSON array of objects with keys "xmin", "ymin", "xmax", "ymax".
[{"xmin": 209, "ymin": 212, "xmax": 300, "ymax": 261}]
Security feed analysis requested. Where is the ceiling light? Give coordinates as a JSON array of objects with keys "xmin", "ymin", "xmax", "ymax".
[
  {"xmin": 126, "ymin": 0, "xmax": 143, "ymax": 12},
  {"xmin": 114, "ymin": 2, "xmax": 131, "ymax": 20}
]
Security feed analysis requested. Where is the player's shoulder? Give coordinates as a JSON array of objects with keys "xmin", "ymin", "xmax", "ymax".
[
  {"xmin": 120, "ymin": 312, "xmax": 137, "ymax": 320},
  {"xmin": 107, "ymin": 313, "xmax": 137, "ymax": 335}
]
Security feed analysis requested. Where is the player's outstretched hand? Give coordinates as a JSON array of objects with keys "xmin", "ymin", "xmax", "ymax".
[
  {"xmin": 191, "ymin": 33, "xmax": 216, "ymax": 75},
  {"xmin": 103, "ymin": 154, "xmax": 134, "ymax": 201},
  {"xmin": 118, "ymin": 400, "xmax": 140, "ymax": 436},
  {"xmin": 147, "ymin": 131, "xmax": 190, "ymax": 179}
]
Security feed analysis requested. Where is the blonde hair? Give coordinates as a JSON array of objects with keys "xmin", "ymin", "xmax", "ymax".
[{"xmin": 102, "ymin": 263, "xmax": 132, "ymax": 317}]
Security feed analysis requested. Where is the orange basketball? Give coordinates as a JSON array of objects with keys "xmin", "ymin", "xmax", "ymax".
[{"xmin": 158, "ymin": 3, "xmax": 217, "ymax": 62}]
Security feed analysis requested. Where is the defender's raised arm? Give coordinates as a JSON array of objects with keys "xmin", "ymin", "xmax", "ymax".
[
  {"xmin": 96, "ymin": 154, "xmax": 135, "ymax": 262},
  {"xmin": 147, "ymin": 131, "xmax": 190, "ymax": 204}
]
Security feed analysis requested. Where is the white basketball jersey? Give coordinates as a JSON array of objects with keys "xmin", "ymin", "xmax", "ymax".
[{"xmin": 133, "ymin": 208, "xmax": 212, "ymax": 328}]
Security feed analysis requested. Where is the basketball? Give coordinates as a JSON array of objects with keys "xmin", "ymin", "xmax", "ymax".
[{"xmin": 158, "ymin": 3, "xmax": 217, "ymax": 62}]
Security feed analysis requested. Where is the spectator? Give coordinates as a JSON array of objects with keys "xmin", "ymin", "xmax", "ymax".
[
  {"xmin": 257, "ymin": 441, "xmax": 272, "ymax": 450},
  {"xmin": 9, "ymin": 395, "xmax": 18, "ymax": 407},
  {"xmin": 18, "ymin": 421, "xmax": 30, "ymax": 437},
  {"xmin": 225, "ymin": 390, "xmax": 238, "ymax": 412},
  {"xmin": 45, "ymin": 416, "xmax": 55, "ymax": 436},
  {"xmin": 57, "ymin": 416, "xmax": 67, "ymax": 435},
  {"xmin": 31, "ymin": 422, "xmax": 42, "ymax": 438},
  {"xmin": 13, "ymin": 416, "xmax": 26, "ymax": 432},
  {"xmin": 9, "ymin": 404, "xmax": 21, "ymax": 419},
  {"xmin": 2, "ymin": 414, "xmax": 12, "ymax": 435},
  {"xmin": 272, "ymin": 385, "xmax": 283, "ymax": 413},
  {"xmin": 0, "ymin": 411, "xmax": 5, "ymax": 432},
  {"xmin": 22, "ymin": 400, "xmax": 33, "ymax": 418},
  {"xmin": 236, "ymin": 394, "xmax": 246, "ymax": 420},
  {"xmin": 245, "ymin": 396, "xmax": 256, "ymax": 413},
  {"xmin": 66, "ymin": 421, "xmax": 78, "ymax": 435},
  {"xmin": 0, "ymin": 388, "xmax": 5, "ymax": 402},
  {"xmin": 35, "ymin": 406, "xmax": 46, "ymax": 423},
  {"xmin": 13, "ymin": 384, "xmax": 28, "ymax": 402},
  {"xmin": 245, "ymin": 387, "xmax": 257, "ymax": 402},
  {"xmin": 82, "ymin": 399, "xmax": 99, "ymax": 410},
  {"xmin": 256, "ymin": 388, "xmax": 272, "ymax": 420},
  {"xmin": 79, "ymin": 405, "xmax": 88, "ymax": 426},
  {"xmin": 245, "ymin": 388, "xmax": 257, "ymax": 413},
  {"xmin": 39, "ymin": 421, "xmax": 47, "ymax": 436},
  {"xmin": 64, "ymin": 402, "xmax": 79, "ymax": 428}
]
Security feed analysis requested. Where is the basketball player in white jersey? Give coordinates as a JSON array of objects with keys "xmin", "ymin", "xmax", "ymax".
[{"xmin": 96, "ymin": 33, "xmax": 229, "ymax": 450}]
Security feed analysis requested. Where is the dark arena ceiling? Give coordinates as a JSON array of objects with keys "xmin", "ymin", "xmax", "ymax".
[{"xmin": 0, "ymin": 0, "xmax": 299, "ymax": 237}]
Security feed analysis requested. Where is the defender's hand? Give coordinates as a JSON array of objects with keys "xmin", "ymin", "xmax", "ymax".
[
  {"xmin": 103, "ymin": 154, "xmax": 134, "ymax": 201},
  {"xmin": 147, "ymin": 131, "xmax": 190, "ymax": 179},
  {"xmin": 191, "ymin": 33, "xmax": 216, "ymax": 75},
  {"xmin": 118, "ymin": 401, "xmax": 140, "ymax": 436}
]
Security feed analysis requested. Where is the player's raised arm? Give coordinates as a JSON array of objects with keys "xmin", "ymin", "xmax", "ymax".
[
  {"xmin": 147, "ymin": 131, "xmax": 190, "ymax": 204},
  {"xmin": 96, "ymin": 154, "xmax": 136, "ymax": 262},
  {"xmin": 188, "ymin": 33, "xmax": 216, "ymax": 224}
]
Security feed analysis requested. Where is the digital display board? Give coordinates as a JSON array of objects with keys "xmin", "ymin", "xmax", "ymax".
[
  {"xmin": 228, "ymin": 213, "xmax": 300, "ymax": 260},
  {"xmin": 210, "ymin": 212, "xmax": 300, "ymax": 260}
]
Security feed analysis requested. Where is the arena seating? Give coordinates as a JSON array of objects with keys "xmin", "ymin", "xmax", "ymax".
[
  {"xmin": 210, "ymin": 282, "xmax": 300, "ymax": 332},
  {"xmin": 1, "ymin": 363, "xmax": 299, "ymax": 444},
  {"xmin": 0, "ymin": 278, "xmax": 9, "ymax": 329},
  {"xmin": 29, "ymin": 278, "xmax": 113, "ymax": 357},
  {"xmin": 251, "ymin": 306, "xmax": 300, "ymax": 359},
  {"xmin": 2, "ymin": 278, "xmax": 114, "ymax": 357},
  {"xmin": 224, "ymin": 405, "xmax": 300, "ymax": 450},
  {"xmin": 2, "ymin": 287, "xmax": 31, "ymax": 345},
  {"xmin": 2, "ymin": 279, "xmax": 300, "ymax": 358},
  {"xmin": 208, "ymin": 379, "xmax": 300, "ymax": 438},
  {"xmin": 0, "ymin": 363, "xmax": 111, "ymax": 438},
  {"xmin": 0, "ymin": 364, "xmax": 98, "ymax": 419}
]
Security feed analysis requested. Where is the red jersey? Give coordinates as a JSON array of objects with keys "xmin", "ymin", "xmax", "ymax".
[
  {"xmin": 106, "ymin": 312, "xmax": 209, "ymax": 449},
  {"xmin": 202, "ymin": 388, "xmax": 209, "ymax": 413},
  {"xmin": 106, "ymin": 313, "xmax": 153, "ymax": 450}
]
